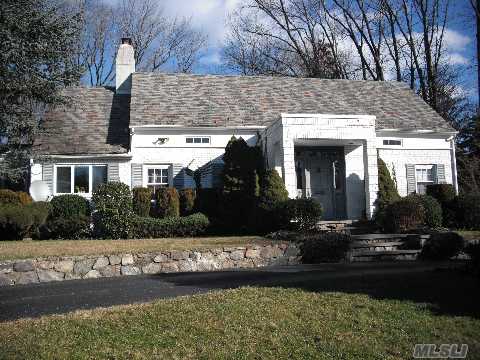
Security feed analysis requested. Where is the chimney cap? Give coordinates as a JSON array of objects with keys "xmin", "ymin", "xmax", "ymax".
[{"xmin": 121, "ymin": 37, "xmax": 132, "ymax": 45}]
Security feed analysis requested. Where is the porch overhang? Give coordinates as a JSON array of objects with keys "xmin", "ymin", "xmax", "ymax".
[{"xmin": 264, "ymin": 113, "xmax": 379, "ymax": 220}]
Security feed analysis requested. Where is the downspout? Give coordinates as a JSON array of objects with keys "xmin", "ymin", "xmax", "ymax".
[{"xmin": 450, "ymin": 137, "xmax": 459, "ymax": 194}]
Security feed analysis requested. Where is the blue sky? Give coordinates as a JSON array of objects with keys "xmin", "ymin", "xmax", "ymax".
[{"xmin": 112, "ymin": 0, "xmax": 478, "ymax": 102}]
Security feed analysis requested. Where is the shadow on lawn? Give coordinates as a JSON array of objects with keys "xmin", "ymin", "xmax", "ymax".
[{"xmin": 156, "ymin": 262, "xmax": 480, "ymax": 319}]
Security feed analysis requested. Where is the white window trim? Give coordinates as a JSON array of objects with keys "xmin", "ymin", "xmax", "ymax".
[
  {"xmin": 415, "ymin": 164, "xmax": 435, "ymax": 193},
  {"xmin": 143, "ymin": 164, "xmax": 172, "ymax": 188},
  {"xmin": 185, "ymin": 136, "xmax": 211, "ymax": 145},
  {"xmin": 53, "ymin": 164, "xmax": 107, "ymax": 196}
]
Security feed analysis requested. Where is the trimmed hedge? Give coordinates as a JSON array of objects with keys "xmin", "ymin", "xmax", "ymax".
[
  {"xmin": 0, "ymin": 202, "xmax": 49, "ymax": 240},
  {"xmin": 0, "ymin": 189, "xmax": 21, "ymax": 205},
  {"xmin": 92, "ymin": 182, "xmax": 133, "ymax": 239},
  {"xmin": 133, "ymin": 213, "xmax": 210, "ymax": 238},
  {"xmin": 132, "ymin": 187, "xmax": 152, "ymax": 217},
  {"xmin": 194, "ymin": 188, "xmax": 223, "ymax": 219},
  {"xmin": 50, "ymin": 194, "xmax": 90, "ymax": 218},
  {"xmin": 40, "ymin": 216, "xmax": 91, "ymax": 240},
  {"xmin": 280, "ymin": 198, "xmax": 323, "ymax": 232},
  {"xmin": 384, "ymin": 195, "xmax": 425, "ymax": 232},
  {"xmin": 154, "ymin": 188, "xmax": 180, "ymax": 218},
  {"xmin": 416, "ymin": 195, "xmax": 442, "ymax": 229},
  {"xmin": 420, "ymin": 232, "xmax": 464, "ymax": 260},
  {"xmin": 301, "ymin": 232, "xmax": 352, "ymax": 263},
  {"xmin": 179, "ymin": 188, "xmax": 196, "ymax": 216},
  {"xmin": 17, "ymin": 192, "xmax": 33, "ymax": 205}
]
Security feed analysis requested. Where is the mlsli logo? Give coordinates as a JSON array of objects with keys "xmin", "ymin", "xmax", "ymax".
[{"xmin": 413, "ymin": 344, "xmax": 468, "ymax": 359}]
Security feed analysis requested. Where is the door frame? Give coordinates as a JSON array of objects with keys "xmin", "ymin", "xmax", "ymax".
[{"xmin": 294, "ymin": 146, "xmax": 347, "ymax": 220}]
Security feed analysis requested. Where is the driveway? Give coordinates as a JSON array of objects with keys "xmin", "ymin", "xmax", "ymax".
[{"xmin": 1, "ymin": 261, "xmax": 476, "ymax": 321}]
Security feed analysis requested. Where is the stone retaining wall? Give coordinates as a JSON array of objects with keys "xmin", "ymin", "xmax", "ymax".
[{"xmin": 0, "ymin": 243, "xmax": 299, "ymax": 286}]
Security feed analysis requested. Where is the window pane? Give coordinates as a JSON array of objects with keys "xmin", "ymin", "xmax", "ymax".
[
  {"xmin": 186, "ymin": 138, "xmax": 193, "ymax": 143},
  {"xmin": 74, "ymin": 166, "xmax": 89, "ymax": 193},
  {"xmin": 202, "ymin": 138, "xmax": 210, "ymax": 143},
  {"xmin": 194, "ymin": 138, "xmax": 201, "ymax": 143},
  {"xmin": 56, "ymin": 167, "xmax": 71, "ymax": 193},
  {"xmin": 92, "ymin": 166, "xmax": 107, "ymax": 191}
]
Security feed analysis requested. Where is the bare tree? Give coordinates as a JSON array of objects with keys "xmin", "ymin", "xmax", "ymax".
[
  {"xmin": 470, "ymin": 0, "xmax": 480, "ymax": 105},
  {"xmin": 222, "ymin": 0, "xmax": 350, "ymax": 78},
  {"xmin": 75, "ymin": 0, "xmax": 207, "ymax": 86}
]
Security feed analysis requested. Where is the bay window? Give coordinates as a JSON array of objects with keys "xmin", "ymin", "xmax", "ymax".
[{"xmin": 55, "ymin": 165, "xmax": 107, "ymax": 195}]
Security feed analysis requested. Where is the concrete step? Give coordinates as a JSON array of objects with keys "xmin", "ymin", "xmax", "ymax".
[
  {"xmin": 350, "ymin": 241, "xmax": 404, "ymax": 252},
  {"xmin": 350, "ymin": 249, "xmax": 421, "ymax": 262}
]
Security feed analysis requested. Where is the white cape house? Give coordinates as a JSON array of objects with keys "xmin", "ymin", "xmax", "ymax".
[{"xmin": 31, "ymin": 38, "xmax": 457, "ymax": 220}]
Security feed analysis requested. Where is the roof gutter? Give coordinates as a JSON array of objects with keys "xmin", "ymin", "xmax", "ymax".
[{"xmin": 36, "ymin": 154, "xmax": 132, "ymax": 160}]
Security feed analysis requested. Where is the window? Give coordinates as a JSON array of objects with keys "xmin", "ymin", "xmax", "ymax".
[
  {"xmin": 146, "ymin": 167, "xmax": 169, "ymax": 194},
  {"xmin": 383, "ymin": 139, "xmax": 402, "ymax": 146},
  {"xmin": 186, "ymin": 137, "xmax": 210, "ymax": 144},
  {"xmin": 55, "ymin": 165, "xmax": 107, "ymax": 195},
  {"xmin": 415, "ymin": 165, "xmax": 434, "ymax": 194}
]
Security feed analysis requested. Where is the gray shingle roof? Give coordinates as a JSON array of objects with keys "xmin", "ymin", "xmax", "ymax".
[
  {"xmin": 131, "ymin": 73, "xmax": 453, "ymax": 131},
  {"xmin": 34, "ymin": 87, "xmax": 130, "ymax": 155}
]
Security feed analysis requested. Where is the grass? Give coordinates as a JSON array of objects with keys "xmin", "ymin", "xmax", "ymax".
[
  {"xmin": 0, "ymin": 236, "xmax": 268, "ymax": 261},
  {"xmin": 0, "ymin": 287, "xmax": 479, "ymax": 359},
  {"xmin": 457, "ymin": 230, "xmax": 480, "ymax": 242}
]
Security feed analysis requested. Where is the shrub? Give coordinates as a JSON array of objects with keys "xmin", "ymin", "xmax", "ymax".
[
  {"xmin": 374, "ymin": 158, "xmax": 400, "ymax": 226},
  {"xmin": 300, "ymin": 233, "xmax": 352, "ymax": 263},
  {"xmin": 132, "ymin": 187, "xmax": 152, "ymax": 217},
  {"xmin": 92, "ymin": 182, "xmax": 133, "ymax": 239},
  {"xmin": 456, "ymin": 193, "xmax": 480, "ymax": 230},
  {"xmin": 0, "ymin": 202, "xmax": 49, "ymax": 240},
  {"xmin": 179, "ymin": 188, "xmax": 196, "ymax": 216},
  {"xmin": 17, "ymin": 192, "xmax": 32, "ymax": 205},
  {"xmin": 426, "ymin": 184, "xmax": 456, "ymax": 204},
  {"xmin": 132, "ymin": 213, "xmax": 210, "ymax": 238},
  {"xmin": 50, "ymin": 194, "xmax": 90, "ymax": 218},
  {"xmin": 465, "ymin": 243, "xmax": 480, "ymax": 277},
  {"xmin": 40, "ymin": 216, "xmax": 91, "ymax": 240},
  {"xmin": 416, "ymin": 195, "xmax": 443, "ymax": 228},
  {"xmin": 194, "ymin": 188, "xmax": 223, "ymax": 220},
  {"xmin": 420, "ymin": 232, "xmax": 464, "ymax": 260},
  {"xmin": 280, "ymin": 198, "xmax": 322, "ymax": 232},
  {"xmin": 0, "ymin": 189, "xmax": 21, "ymax": 205},
  {"xmin": 154, "ymin": 187, "xmax": 180, "ymax": 218},
  {"xmin": 384, "ymin": 195, "xmax": 425, "ymax": 232},
  {"xmin": 258, "ymin": 169, "xmax": 289, "ymax": 210}
]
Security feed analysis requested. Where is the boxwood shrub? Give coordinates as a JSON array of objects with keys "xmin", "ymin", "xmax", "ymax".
[
  {"xmin": 301, "ymin": 232, "xmax": 352, "ymax": 263},
  {"xmin": 279, "ymin": 198, "xmax": 323, "ymax": 232},
  {"xmin": 92, "ymin": 182, "xmax": 133, "ymax": 239},
  {"xmin": 50, "ymin": 194, "xmax": 90, "ymax": 218},
  {"xmin": 132, "ymin": 187, "xmax": 152, "ymax": 217},
  {"xmin": 154, "ymin": 187, "xmax": 180, "ymax": 218},
  {"xmin": 133, "ymin": 213, "xmax": 210, "ymax": 238},
  {"xmin": 420, "ymin": 232, "xmax": 464, "ymax": 260},
  {"xmin": 40, "ymin": 216, "xmax": 91, "ymax": 240}
]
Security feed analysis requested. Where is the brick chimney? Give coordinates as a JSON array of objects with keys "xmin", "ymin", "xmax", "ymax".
[{"xmin": 116, "ymin": 37, "xmax": 135, "ymax": 94}]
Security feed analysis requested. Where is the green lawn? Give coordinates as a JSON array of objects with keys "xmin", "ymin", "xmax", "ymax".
[
  {"xmin": 0, "ymin": 236, "xmax": 268, "ymax": 261},
  {"xmin": 1, "ymin": 286, "xmax": 479, "ymax": 360},
  {"xmin": 457, "ymin": 231, "xmax": 480, "ymax": 242}
]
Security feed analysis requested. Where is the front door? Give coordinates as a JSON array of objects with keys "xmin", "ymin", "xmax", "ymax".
[{"xmin": 298, "ymin": 148, "xmax": 346, "ymax": 220}]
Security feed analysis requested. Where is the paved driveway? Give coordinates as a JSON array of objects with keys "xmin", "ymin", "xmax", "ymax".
[{"xmin": 1, "ymin": 262, "xmax": 475, "ymax": 321}]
